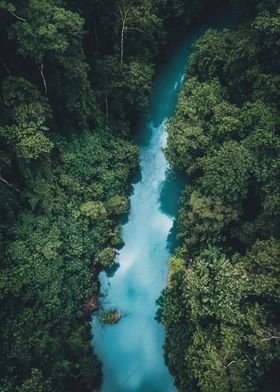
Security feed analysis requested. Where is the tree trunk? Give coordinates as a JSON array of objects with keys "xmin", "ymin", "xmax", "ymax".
[
  {"xmin": 119, "ymin": 4, "xmax": 130, "ymax": 63},
  {"xmin": 120, "ymin": 20, "xmax": 125, "ymax": 63},
  {"xmin": 104, "ymin": 71, "xmax": 109, "ymax": 120},
  {"xmin": 94, "ymin": 17, "xmax": 98, "ymax": 49},
  {"xmin": 2, "ymin": 62, "xmax": 10, "ymax": 74},
  {"xmin": 40, "ymin": 63, "xmax": 48, "ymax": 94},
  {"xmin": 105, "ymin": 94, "xmax": 109, "ymax": 120}
]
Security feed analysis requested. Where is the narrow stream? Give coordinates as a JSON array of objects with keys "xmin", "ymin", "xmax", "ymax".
[{"xmin": 92, "ymin": 10, "xmax": 238, "ymax": 392}]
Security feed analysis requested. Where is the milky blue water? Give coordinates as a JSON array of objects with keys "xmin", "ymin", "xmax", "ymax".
[{"xmin": 92, "ymin": 10, "xmax": 238, "ymax": 392}]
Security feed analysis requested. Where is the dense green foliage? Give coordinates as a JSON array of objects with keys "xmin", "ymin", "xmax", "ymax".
[
  {"xmin": 0, "ymin": 0, "xmax": 226, "ymax": 391},
  {"xmin": 161, "ymin": 1, "xmax": 280, "ymax": 391}
]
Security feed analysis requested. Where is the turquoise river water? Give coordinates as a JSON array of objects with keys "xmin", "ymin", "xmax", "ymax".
[{"xmin": 92, "ymin": 10, "xmax": 238, "ymax": 392}]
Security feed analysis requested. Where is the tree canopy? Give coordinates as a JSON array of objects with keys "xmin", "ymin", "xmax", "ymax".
[
  {"xmin": 0, "ymin": 0, "xmax": 222, "ymax": 390},
  {"xmin": 161, "ymin": 1, "xmax": 280, "ymax": 391}
]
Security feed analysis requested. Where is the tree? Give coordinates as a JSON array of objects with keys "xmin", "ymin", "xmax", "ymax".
[
  {"xmin": 96, "ymin": 247, "xmax": 117, "ymax": 268},
  {"xmin": 106, "ymin": 195, "xmax": 129, "ymax": 215},
  {"xmin": 80, "ymin": 201, "xmax": 107, "ymax": 221},
  {"xmin": 166, "ymin": 77, "xmax": 225, "ymax": 174},
  {"xmin": 239, "ymin": 239, "xmax": 280, "ymax": 302},
  {"xmin": 200, "ymin": 141, "xmax": 254, "ymax": 203},
  {"xmin": 0, "ymin": 102, "xmax": 53, "ymax": 159},
  {"xmin": 95, "ymin": 55, "xmax": 154, "ymax": 128},
  {"xmin": 9, "ymin": 0, "xmax": 84, "ymax": 94},
  {"xmin": 183, "ymin": 248, "xmax": 248, "ymax": 324},
  {"xmin": 178, "ymin": 189, "xmax": 240, "ymax": 252},
  {"xmin": 0, "ymin": 77, "xmax": 53, "ymax": 159},
  {"xmin": 117, "ymin": 0, "xmax": 160, "ymax": 63},
  {"xmin": 189, "ymin": 28, "xmax": 229, "ymax": 81}
]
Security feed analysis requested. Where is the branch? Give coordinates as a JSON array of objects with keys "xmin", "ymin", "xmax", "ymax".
[
  {"xmin": 8, "ymin": 10, "xmax": 26, "ymax": 22},
  {"xmin": 262, "ymin": 336, "xmax": 280, "ymax": 341},
  {"xmin": 223, "ymin": 360, "xmax": 237, "ymax": 368},
  {"xmin": 125, "ymin": 27, "xmax": 146, "ymax": 34},
  {"xmin": 124, "ymin": 5, "xmax": 131, "ymax": 20},
  {"xmin": 258, "ymin": 329, "xmax": 280, "ymax": 342},
  {"xmin": 119, "ymin": 2, "xmax": 131, "ymax": 23},
  {"xmin": 0, "ymin": 175, "xmax": 20, "ymax": 193},
  {"xmin": 222, "ymin": 359, "xmax": 247, "ymax": 369}
]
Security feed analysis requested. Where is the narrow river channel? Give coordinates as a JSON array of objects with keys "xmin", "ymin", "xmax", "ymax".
[{"xmin": 92, "ymin": 10, "xmax": 238, "ymax": 392}]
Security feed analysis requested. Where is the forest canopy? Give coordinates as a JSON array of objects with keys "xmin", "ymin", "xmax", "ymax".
[
  {"xmin": 0, "ymin": 0, "xmax": 224, "ymax": 391},
  {"xmin": 161, "ymin": 1, "xmax": 280, "ymax": 391}
]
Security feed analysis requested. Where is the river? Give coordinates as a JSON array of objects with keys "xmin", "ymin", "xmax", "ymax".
[{"xmin": 92, "ymin": 9, "xmax": 238, "ymax": 392}]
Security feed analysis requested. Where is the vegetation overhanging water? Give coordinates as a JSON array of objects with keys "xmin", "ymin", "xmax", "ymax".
[{"xmin": 92, "ymin": 10, "xmax": 239, "ymax": 392}]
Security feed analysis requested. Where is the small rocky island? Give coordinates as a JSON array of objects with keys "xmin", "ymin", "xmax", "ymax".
[{"xmin": 100, "ymin": 310, "xmax": 122, "ymax": 325}]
